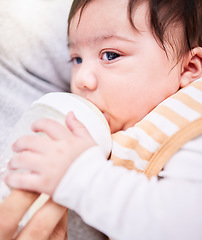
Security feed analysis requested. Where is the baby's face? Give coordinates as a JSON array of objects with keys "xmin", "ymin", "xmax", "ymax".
[{"xmin": 69, "ymin": 0, "xmax": 183, "ymax": 133}]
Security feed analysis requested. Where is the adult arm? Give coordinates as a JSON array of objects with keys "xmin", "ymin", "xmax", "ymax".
[{"xmin": 0, "ymin": 189, "xmax": 67, "ymax": 240}]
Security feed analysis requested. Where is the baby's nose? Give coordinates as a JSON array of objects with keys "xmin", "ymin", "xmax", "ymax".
[{"xmin": 75, "ymin": 65, "xmax": 98, "ymax": 91}]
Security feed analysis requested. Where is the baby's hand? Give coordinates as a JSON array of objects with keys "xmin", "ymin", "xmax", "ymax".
[{"xmin": 4, "ymin": 112, "xmax": 96, "ymax": 196}]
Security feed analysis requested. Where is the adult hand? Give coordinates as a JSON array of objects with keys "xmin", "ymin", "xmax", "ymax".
[{"xmin": 0, "ymin": 189, "xmax": 67, "ymax": 240}]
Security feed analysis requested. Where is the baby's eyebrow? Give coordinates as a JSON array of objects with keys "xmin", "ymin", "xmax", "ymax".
[{"xmin": 68, "ymin": 34, "xmax": 135, "ymax": 48}]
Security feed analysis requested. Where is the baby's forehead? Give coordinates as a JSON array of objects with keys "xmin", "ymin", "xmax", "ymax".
[
  {"xmin": 69, "ymin": 0, "xmax": 149, "ymax": 36},
  {"xmin": 69, "ymin": 0, "xmax": 187, "ymax": 57}
]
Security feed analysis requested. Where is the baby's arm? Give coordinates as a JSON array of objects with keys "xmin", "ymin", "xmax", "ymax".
[
  {"xmin": 52, "ymin": 136, "xmax": 202, "ymax": 240},
  {"xmin": 4, "ymin": 112, "xmax": 96, "ymax": 195}
]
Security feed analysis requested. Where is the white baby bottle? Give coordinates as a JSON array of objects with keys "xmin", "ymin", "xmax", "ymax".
[{"xmin": 0, "ymin": 92, "xmax": 112, "ymax": 200}]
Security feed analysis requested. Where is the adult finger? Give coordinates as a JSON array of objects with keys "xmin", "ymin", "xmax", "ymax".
[
  {"xmin": 0, "ymin": 189, "xmax": 39, "ymax": 240},
  {"xmin": 31, "ymin": 118, "xmax": 70, "ymax": 140},
  {"xmin": 16, "ymin": 199, "xmax": 67, "ymax": 240},
  {"xmin": 49, "ymin": 210, "xmax": 68, "ymax": 240}
]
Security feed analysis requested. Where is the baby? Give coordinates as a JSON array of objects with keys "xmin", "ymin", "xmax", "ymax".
[{"xmin": 5, "ymin": 0, "xmax": 202, "ymax": 239}]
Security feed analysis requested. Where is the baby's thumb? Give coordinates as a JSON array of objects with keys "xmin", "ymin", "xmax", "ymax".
[{"xmin": 65, "ymin": 112, "xmax": 91, "ymax": 138}]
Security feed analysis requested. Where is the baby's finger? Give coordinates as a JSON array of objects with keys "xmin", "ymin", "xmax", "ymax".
[
  {"xmin": 4, "ymin": 172, "xmax": 41, "ymax": 193},
  {"xmin": 31, "ymin": 118, "xmax": 70, "ymax": 140},
  {"xmin": 66, "ymin": 112, "xmax": 93, "ymax": 139},
  {"xmin": 8, "ymin": 152, "xmax": 43, "ymax": 172},
  {"xmin": 12, "ymin": 135, "xmax": 51, "ymax": 153}
]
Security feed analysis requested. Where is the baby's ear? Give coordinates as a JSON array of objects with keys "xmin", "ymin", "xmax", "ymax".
[{"xmin": 180, "ymin": 47, "xmax": 202, "ymax": 88}]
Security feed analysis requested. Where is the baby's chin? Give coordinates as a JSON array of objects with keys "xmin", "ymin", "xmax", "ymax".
[
  {"xmin": 112, "ymin": 120, "xmax": 137, "ymax": 134},
  {"xmin": 109, "ymin": 123, "xmax": 122, "ymax": 134}
]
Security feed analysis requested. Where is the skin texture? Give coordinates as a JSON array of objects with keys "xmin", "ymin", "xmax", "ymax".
[
  {"xmin": 0, "ymin": 189, "xmax": 67, "ymax": 240},
  {"xmin": 4, "ymin": 0, "xmax": 202, "ymax": 197},
  {"xmin": 1, "ymin": 1, "xmax": 201, "ymax": 238}
]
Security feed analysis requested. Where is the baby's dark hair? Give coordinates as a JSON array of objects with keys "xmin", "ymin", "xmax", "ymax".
[{"xmin": 68, "ymin": 0, "xmax": 201, "ymax": 60}]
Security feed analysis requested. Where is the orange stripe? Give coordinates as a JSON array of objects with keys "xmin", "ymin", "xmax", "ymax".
[
  {"xmin": 144, "ymin": 118, "xmax": 202, "ymax": 178},
  {"xmin": 154, "ymin": 105, "xmax": 190, "ymax": 128},
  {"xmin": 112, "ymin": 132, "xmax": 154, "ymax": 161},
  {"xmin": 172, "ymin": 92, "xmax": 202, "ymax": 115},
  {"xmin": 110, "ymin": 154, "xmax": 143, "ymax": 172},
  {"xmin": 136, "ymin": 120, "xmax": 169, "ymax": 144},
  {"xmin": 191, "ymin": 80, "xmax": 202, "ymax": 91}
]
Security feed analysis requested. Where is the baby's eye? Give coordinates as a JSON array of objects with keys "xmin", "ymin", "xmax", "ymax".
[
  {"xmin": 102, "ymin": 52, "xmax": 120, "ymax": 61},
  {"xmin": 71, "ymin": 57, "xmax": 82, "ymax": 65}
]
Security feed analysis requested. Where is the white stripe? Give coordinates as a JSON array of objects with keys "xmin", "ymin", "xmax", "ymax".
[
  {"xmin": 123, "ymin": 127, "xmax": 160, "ymax": 152},
  {"xmin": 144, "ymin": 112, "xmax": 179, "ymax": 137},
  {"xmin": 182, "ymin": 86, "xmax": 202, "ymax": 104},
  {"xmin": 163, "ymin": 98, "xmax": 200, "ymax": 121},
  {"xmin": 112, "ymin": 141, "xmax": 148, "ymax": 170}
]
